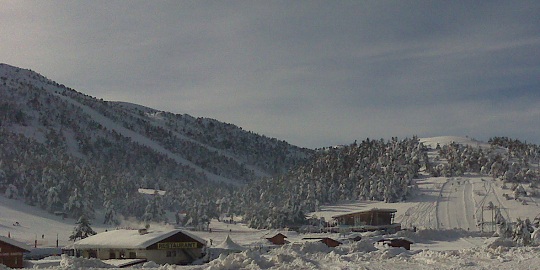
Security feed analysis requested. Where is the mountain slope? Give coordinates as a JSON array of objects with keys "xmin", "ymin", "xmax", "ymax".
[{"xmin": 0, "ymin": 63, "xmax": 312, "ymax": 222}]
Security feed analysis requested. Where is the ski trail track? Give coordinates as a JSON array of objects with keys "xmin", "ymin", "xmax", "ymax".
[
  {"xmin": 403, "ymin": 177, "xmax": 477, "ymax": 231},
  {"xmin": 401, "ymin": 202, "xmax": 438, "ymax": 229},
  {"xmin": 437, "ymin": 178, "xmax": 476, "ymax": 231}
]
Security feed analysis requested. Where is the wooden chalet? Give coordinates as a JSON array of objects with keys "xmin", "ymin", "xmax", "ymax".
[
  {"xmin": 0, "ymin": 236, "xmax": 31, "ymax": 268},
  {"xmin": 332, "ymin": 208, "xmax": 401, "ymax": 233}
]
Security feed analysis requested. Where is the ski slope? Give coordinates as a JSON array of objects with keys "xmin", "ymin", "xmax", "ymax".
[
  {"xmin": 312, "ymin": 136, "xmax": 540, "ymax": 234},
  {"xmin": 436, "ymin": 178, "xmax": 476, "ymax": 230},
  {"xmin": 314, "ymin": 174, "xmax": 539, "ymax": 234}
]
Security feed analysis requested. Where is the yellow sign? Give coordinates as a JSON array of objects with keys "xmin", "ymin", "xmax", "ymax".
[{"xmin": 157, "ymin": 242, "xmax": 197, "ymax": 249}]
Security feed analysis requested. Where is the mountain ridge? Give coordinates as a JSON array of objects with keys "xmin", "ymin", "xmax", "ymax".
[
  {"xmin": 0, "ymin": 63, "xmax": 312, "ymax": 184},
  {"xmin": 0, "ymin": 63, "xmax": 312, "ymax": 223}
]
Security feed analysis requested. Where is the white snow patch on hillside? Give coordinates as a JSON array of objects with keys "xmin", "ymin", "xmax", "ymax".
[
  {"xmin": 138, "ymin": 188, "xmax": 166, "ymax": 196},
  {"xmin": 49, "ymin": 93, "xmax": 239, "ymax": 185},
  {"xmin": 420, "ymin": 136, "xmax": 491, "ymax": 149}
]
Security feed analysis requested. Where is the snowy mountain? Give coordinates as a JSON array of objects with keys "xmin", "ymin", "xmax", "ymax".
[{"xmin": 0, "ymin": 63, "xmax": 312, "ymax": 222}]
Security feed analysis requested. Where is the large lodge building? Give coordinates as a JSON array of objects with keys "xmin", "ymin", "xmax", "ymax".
[{"xmin": 72, "ymin": 229, "xmax": 206, "ymax": 265}]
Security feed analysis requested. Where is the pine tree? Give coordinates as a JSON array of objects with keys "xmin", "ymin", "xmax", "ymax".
[
  {"xmin": 142, "ymin": 191, "xmax": 167, "ymax": 223},
  {"xmin": 46, "ymin": 186, "xmax": 61, "ymax": 212},
  {"xmin": 69, "ymin": 215, "xmax": 97, "ymax": 241},
  {"xmin": 103, "ymin": 200, "xmax": 120, "ymax": 225}
]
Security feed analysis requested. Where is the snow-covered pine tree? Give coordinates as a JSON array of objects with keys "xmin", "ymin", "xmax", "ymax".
[
  {"xmin": 512, "ymin": 218, "xmax": 535, "ymax": 246},
  {"xmin": 45, "ymin": 186, "xmax": 61, "ymax": 212},
  {"xmin": 142, "ymin": 191, "xmax": 167, "ymax": 223},
  {"xmin": 5, "ymin": 184, "xmax": 18, "ymax": 199},
  {"xmin": 103, "ymin": 200, "xmax": 120, "ymax": 225},
  {"xmin": 69, "ymin": 215, "xmax": 97, "ymax": 241}
]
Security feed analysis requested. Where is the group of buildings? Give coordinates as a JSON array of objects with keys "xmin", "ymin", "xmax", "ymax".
[
  {"xmin": 0, "ymin": 229, "xmax": 207, "ymax": 268},
  {"xmin": 1, "ymin": 208, "xmax": 402, "ymax": 268}
]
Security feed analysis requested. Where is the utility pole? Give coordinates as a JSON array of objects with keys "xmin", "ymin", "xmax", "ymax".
[{"xmin": 481, "ymin": 207, "xmax": 484, "ymax": 232}]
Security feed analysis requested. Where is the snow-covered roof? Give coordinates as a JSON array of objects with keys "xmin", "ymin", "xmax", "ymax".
[
  {"xmin": 137, "ymin": 188, "xmax": 166, "ymax": 196},
  {"xmin": 332, "ymin": 208, "xmax": 397, "ymax": 218},
  {"xmin": 214, "ymin": 235, "xmax": 246, "ymax": 251},
  {"xmin": 0, "ymin": 235, "xmax": 31, "ymax": 251},
  {"xmin": 262, "ymin": 230, "xmax": 299, "ymax": 239},
  {"xmin": 73, "ymin": 229, "xmax": 206, "ymax": 249}
]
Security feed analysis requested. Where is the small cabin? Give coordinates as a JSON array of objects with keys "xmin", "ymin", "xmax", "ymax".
[
  {"xmin": 266, "ymin": 233, "xmax": 288, "ymax": 245},
  {"xmin": 376, "ymin": 238, "xmax": 413, "ymax": 250},
  {"xmin": 0, "ymin": 236, "xmax": 31, "ymax": 268},
  {"xmin": 302, "ymin": 237, "xmax": 342, "ymax": 248}
]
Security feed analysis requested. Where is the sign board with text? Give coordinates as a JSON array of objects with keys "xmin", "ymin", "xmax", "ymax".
[{"xmin": 157, "ymin": 242, "xmax": 197, "ymax": 249}]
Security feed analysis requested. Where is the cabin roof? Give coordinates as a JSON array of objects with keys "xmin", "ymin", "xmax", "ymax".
[
  {"xmin": 331, "ymin": 208, "xmax": 397, "ymax": 219},
  {"xmin": 73, "ymin": 229, "xmax": 206, "ymax": 249},
  {"xmin": 0, "ymin": 235, "xmax": 31, "ymax": 251}
]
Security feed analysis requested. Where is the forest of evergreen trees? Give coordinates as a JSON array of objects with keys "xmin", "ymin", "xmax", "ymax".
[
  {"xmin": 233, "ymin": 137, "xmax": 429, "ymax": 228},
  {"xmin": 0, "ymin": 64, "xmax": 308, "ymax": 228}
]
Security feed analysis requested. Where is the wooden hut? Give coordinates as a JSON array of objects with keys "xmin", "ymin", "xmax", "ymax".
[
  {"xmin": 0, "ymin": 236, "xmax": 31, "ymax": 268},
  {"xmin": 266, "ymin": 233, "xmax": 288, "ymax": 245},
  {"xmin": 376, "ymin": 238, "xmax": 413, "ymax": 250},
  {"xmin": 302, "ymin": 237, "xmax": 342, "ymax": 248}
]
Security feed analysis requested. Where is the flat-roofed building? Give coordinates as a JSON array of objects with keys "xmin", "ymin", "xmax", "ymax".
[{"xmin": 332, "ymin": 208, "xmax": 401, "ymax": 233}]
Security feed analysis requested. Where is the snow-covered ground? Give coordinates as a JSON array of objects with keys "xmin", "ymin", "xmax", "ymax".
[
  {"xmin": 3, "ymin": 174, "xmax": 540, "ymax": 270},
  {"xmin": 2, "ymin": 136, "xmax": 540, "ymax": 269}
]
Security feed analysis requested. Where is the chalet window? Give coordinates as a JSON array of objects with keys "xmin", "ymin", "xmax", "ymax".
[
  {"xmin": 109, "ymin": 252, "xmax": 116, "ymax": 259},
  {"xmin": 129, "ymin": 252, "xmax": 136, "ymax": 258},
  {"xmin": 166, "ymin": 251, "xmax": 172, "ymax": 257}
]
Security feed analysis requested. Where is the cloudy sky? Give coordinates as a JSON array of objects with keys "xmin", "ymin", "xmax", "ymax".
[{"xmin": 1, "ymin": 1, "xmax": 539, "ymax": 148}]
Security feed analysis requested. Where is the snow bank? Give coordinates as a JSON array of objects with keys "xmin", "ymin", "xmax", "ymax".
[
  {"xmin": 483, "ymin": 237, "xmax": 515, "ymax": 249},
  {"xmin": 396, "ymin": 229, "xmax": 487, "ymax": 243},
  {"xmin": 346, "ymin": 239, "xmax": 379, "ymax": 253},
  {"xmin": 58, "ymin": 254, "xmax": 113, "ymax": 269},
  {"xmin": 532, "ymin": 228, "xmax": 540, "ymax": 246}
]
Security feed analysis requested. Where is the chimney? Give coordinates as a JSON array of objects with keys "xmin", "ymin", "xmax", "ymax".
[{"xmin": 138, "ymin": 228, "xmax": 148, "ymax": 235}]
